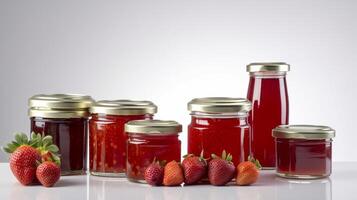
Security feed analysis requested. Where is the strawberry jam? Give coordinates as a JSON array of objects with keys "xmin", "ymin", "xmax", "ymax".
[
  {"xmin": 247, "ymin": 63, "xmax": 290, "ymax": 169},
  {"xmin": 28, "ymin": 94, "xmax": 94, "ymax": 175},
  {"xmin": 273, "ymin": 125, "xmax": 335, "ymax": 179},
  {"xmin": 89, "ymin": 100, "xmax": 157, "ymax": 177},
  {"xmin": 187, "ymin": 97, "xmax": 252, "ymax": 166},
  {"xmin": 125, "ymin": 120, "xmax": 181, "ymax": 183}
]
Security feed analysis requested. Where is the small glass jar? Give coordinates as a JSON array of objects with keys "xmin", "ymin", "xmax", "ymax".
[
  {"xmin": 89, "ymin": 100, "xmax": 157, "ymax": 177},
  {"xmin": 247, "ymin": 62, "xmax": 290, "ymax": 169},
  {"xmin": 29, "ymin": 94, "xmax": 94, "ymax": 175},
  {"xmin": 272, "ymin": 125, "xmax": 336, "ymax": 179},
  {"xmin": 187, "ymin": 97, "xmax": 252, "ymax": 166},
  {"xmin": 125, "ymin": 120, "xmax": 182, "ymax": 183}
]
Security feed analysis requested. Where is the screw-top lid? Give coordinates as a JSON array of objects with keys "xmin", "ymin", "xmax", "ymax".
[
  {"xmin": 246, "ymin": 62, "xmax": 290, "ymax": 72},
  {"xmin": 28, "ymin": 94, "xmax": 94, "ymax": 118},
  {"xmin": 125, "ymin": 120, "xmax": 182, "ymax": 135},
  {"xmin": 187, "ymin": 97, "xmax": 252, "ymax": 114},
  {"xmin": 90, "ymin": 100, "xmax": 157, "ymax": 116},
  {"xmin": 272, "ymin": 125, "xmax": 336, "ymax": 140}
]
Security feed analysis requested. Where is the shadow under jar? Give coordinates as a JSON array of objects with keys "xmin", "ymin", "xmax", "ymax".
[
  {"xmin": 29, "ymin": 94, "xmax": 94, "ymax": 175},
  {"xmin": 125, "ymin": 120, "xmax": 182, "ymax": 183},
  {"xmin": 247, "ymin": 62, "xmax": 290, "ymax": 169},
  {"xmin": 187, "ymin": 97, "xmax": 252, "ymax": 166},
  {"xmin": 272, "ymin": 125, "xmax": 336, "ymax": 179},
  {"xmin": 89, "ymin": 100, "xmax": 157, "ymax": 177}
]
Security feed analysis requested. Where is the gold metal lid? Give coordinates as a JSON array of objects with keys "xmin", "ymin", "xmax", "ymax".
[
  {"xmin": 90, "ymin": 100, "xmax": 157, "ymax": 115},
  {"xmin": 247, "ymin": 62, "xmax": 290, "ymax": 72},
  {"xmin": 187, "ymin": 97, "xmax": 252, "ymax": 114},
  {"xmin": 125, "ymin": 120, "xmax": 182, "ymax": 135},
  {"xmin": 28, "ymin": 94, "xmax": 94, "ymax": 118},
  {"xmin": 272, "ymin": 125, "xmax": 335, "ymax": 140}
]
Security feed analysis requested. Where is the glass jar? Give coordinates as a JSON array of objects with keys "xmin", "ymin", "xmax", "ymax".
[
  {"xmin": 125, "ymin": 120, "xmax": 182, "ymax": 183},
  {"xmin": 187, "ymin": 97, "xmax": 252, "ymax": 166},
  {"xmin": 247, "ymin": 62, "xmax": 290, "ymax": 169},
  {"xmin": 272, "ymin": 125, "xmax": 335, "ymax": 179},
  {"xmin": 89, "ymin": 100, "xmax": 157, "ymax": 177},
  {"xmin": 29, "ymin": 94, "xmax": 94, "ymax": 175}
]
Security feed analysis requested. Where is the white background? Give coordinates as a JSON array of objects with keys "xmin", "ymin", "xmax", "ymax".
[{"xmin": 0, "ymin": 0, "xmax": 356, "ymax": 162}]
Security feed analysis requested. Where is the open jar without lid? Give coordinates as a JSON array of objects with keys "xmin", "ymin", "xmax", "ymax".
[
  {"xmin": 29, "ymin": 94, "xmax": 94, "ymax": 175},
  {"xmin": 125, "ymin": 120, "xmax": 182, "ymax": 183},
  {"xmin": 272, "ymin": 125, "xmax": 336, "ymax": 179},
  {"xmin": 187, "ymin": 97, "xmax": 252, "ymax": 166},
  {"xmin": 89, "ymin": 100, "xmax": 157, "ymax": 177}
]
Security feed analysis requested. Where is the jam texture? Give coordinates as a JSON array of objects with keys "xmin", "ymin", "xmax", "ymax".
[{"xmin": 188, "ymin": 116, "xmax": 250, "ymax": 166}]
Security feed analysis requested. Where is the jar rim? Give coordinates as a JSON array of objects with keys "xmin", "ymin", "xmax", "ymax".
[
  {"xmin": 187, "ymin": 97, "xmax": 251, "ymax": 113},
  {"xmin": 246, "ymin": 62, "xmax": 290, "ymax": 72},
  {"xmin": 90, "ymin": 100, "xmax": 157, "ymax": 115},
  {"xmin": 125, "ymin": 120, "xmax": 182, "ymax": 135},
  {"xmin": 272, "ymin": 125, "xmax": 335, "ymax": 139},
  {"xmin": 28, "ymin": 94, "xmax": 94, "ymax": 118}
]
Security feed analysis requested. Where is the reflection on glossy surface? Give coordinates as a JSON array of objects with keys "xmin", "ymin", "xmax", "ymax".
[
  {"xmin": 275, "ymin": 177, "xmax": 332, "ymax": 200},
  {"xmin": 1, "ymin": 163, "xmax": 354, "ymax": 200}
]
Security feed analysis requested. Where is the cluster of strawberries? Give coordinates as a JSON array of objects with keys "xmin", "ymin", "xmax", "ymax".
[
  {"xmin": 144, "ymin": 151, "xmax": 261, "ymax": 186},
  {"xmin": 3, "ymin": 133, "xmax": 61, "ymax": 187}
]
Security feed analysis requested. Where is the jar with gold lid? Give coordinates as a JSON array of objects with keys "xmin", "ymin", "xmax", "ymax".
[
  {"xmin": 29, "ymin": 94, "xmax": 94, "ymax": 175},
  {"xmin": 89, "ymin": 100, "xmax": 157, "ymax": 177},
  {"xmin": 187, "ymin": 97, "xmax": 252, "ymax": 166},
  {"xmin": 273, "ymin": 125, "xmax": 336, "ymax": 179},
  {"xmin": 125, "ymin": 120, "xmax": 182, "ymax": 183}
]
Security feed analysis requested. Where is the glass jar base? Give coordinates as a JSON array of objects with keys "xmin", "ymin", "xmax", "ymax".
[
  {"xmin": 276, "ymin": 172, "xmax": 329, "ymax": 179},
  {"xmin": 61, "ymin": 170, "xmax": 86, "ymax": 176},
  {"xmin": 127, "ymin": 177, "xmax": 147, "ymax": 184},
  {"xmin": 261, "ymin": 166, "xmax": 276, "ymax": 170},
  {"xmin": 90, "ymin": 171, "xmax": 126, "ymax": 178}
]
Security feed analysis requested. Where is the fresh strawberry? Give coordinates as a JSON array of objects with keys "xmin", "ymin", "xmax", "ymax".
[
  {"xmin": 144, "ymin": 159, "xmax": 164, "ymax": 186},
  {"xmin": 9, "ymin": 145, "xmax": 41, "ymax": 185},
  {"xmin": 182, "ymin": 152, "xmax": 207, "ymax": 185},
  {"xmin": 236, "ymin": 156, "xmax": 261, "ymax": 186},
  {"xmin": 163, "ymin": 160, "xmax": 184, "ymax": 186},
  {"xmin": 208, "ymin": 150, "xmax": 235, "ymax": 186},
  {"xmin": 36, "ymin": 161, "xmax": 61, "ymax": 187},
  {"xmin": 3, "ymin": 132, "xmax": 61, "ymax": 186}
]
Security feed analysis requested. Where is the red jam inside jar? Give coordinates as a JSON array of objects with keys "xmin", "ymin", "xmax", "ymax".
[
  {"xmin": 247, "ymin": 63, "xmax": 289, "ymax": 168},
  {"xmin": 125, "ymin": 120, "xmax": 182, "ymax": 182},
  {"xmin": 273, "ymin": 125, "xmax": 335, "ymax": 179},
  {"xmin": 28, "ymin": 94, "xmax": 94, "ymax": 175},
  {"xmin": 89, "ymin": 100, "xmax": 157, "ymax": 177},
  {"xmin": 187, "ymin": 97, "xmax": 252, "ymax": 166}
]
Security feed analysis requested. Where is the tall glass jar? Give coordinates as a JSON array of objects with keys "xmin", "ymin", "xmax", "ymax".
[
  {"xmin": 125, "ymin": 120, "xmax": 182, "ymax": 183},
  {"xmin": 89, "ymin": 100, "xmax": 157, "ymax": 177},
  {"xmin": 247, "ymin": 62, "xmax": 290, "ymax": 169},
  {"xmin": 187, "ymin": 97, "xmax": 252, "ymax": 166},
  {"xmin": 29, "ymin": 94, "xmax": 94, "ymax": 175}
]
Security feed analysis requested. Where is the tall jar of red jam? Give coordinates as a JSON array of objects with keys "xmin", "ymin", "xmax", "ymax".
[
  {"xmin": 187, "ymin": 97, "xmax": 252, "ymax": 166},
  {"xmin": 89, "ymin": 100, "xmax": 157, "ymax": 177},
  {"xmin": 28, "ymin": 94, "xmax": 94, "ymax": 175},
  {"xmin": 272, "ymin": 125, "xmax": 336, "ymax": 179},
  {"xmin": 125, "ymin": 120, "xmax": 182, "ymax": 183},
  {"xmin": 247, "ymin": 62, "xmax": 290, "ymax": 169}
]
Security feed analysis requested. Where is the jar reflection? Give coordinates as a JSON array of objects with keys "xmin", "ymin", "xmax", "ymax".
[{"xmin": 276, "ymin": 178, "xmax": 332, "ymax": 200}]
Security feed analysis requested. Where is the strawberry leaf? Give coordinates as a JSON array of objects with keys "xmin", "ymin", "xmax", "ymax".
[{"xmin": 47, "ymin": 144, "xmax": 59, "ymax": 153}]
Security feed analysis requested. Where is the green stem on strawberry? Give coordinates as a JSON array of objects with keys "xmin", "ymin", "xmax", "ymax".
[{"xmin": 248, "ymin": 155, "xmax": 262, "ymax": 170}]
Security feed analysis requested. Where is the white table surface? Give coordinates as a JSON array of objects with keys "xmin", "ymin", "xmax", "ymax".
[{"xmin": 0, "ymin": 162, "xmax": 355, "ymax": 200}]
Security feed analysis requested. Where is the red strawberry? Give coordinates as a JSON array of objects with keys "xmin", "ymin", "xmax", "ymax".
[
  {"xmin": 182, "ymin": 153, "xmax": 207, "ymax": 185},
  {"xmin": 3, "ymin": 132, "xmax": 61, "ymax": 186},
  {"xmin": 36, "ymin": 161, "xmax": 61, "ymax": 187},
  {"xmin": 163, "ymin": 160, "xmax": 184, "ymax": 186},
  {"xmin": 236, "ymin": 156, "xmax": 261, "ymax": 186},
  {"xmin": 9, "ymin": 145, "xmax": 41, "ymax": 185},
  {"xmin": 208, "ymin": 150, "xmax": 235, "ymax": 186},
  {"xmin": 144, "ymin": 159, "xmax": 164, "ymax": 186}
]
